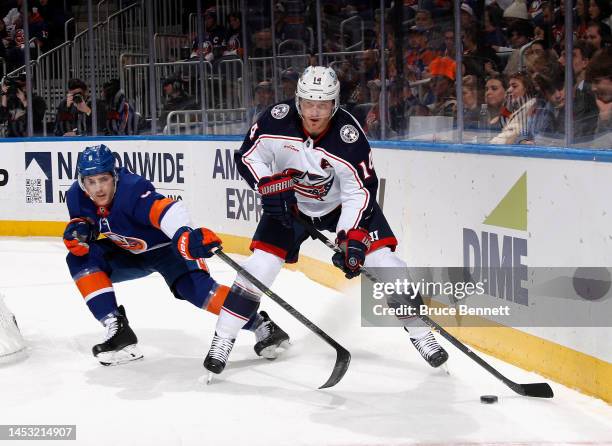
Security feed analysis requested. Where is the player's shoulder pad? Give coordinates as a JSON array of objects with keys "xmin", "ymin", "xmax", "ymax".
[
  {"xmin": 333, "ymin": 108, "xmax": 368, "ymax": 146},
  {"xmin": 257, "ymin": 98, "xmax": 299, "ymax": 133},
  {"xmin": 114, "ymin": 168, "xmax": 155, "ymax": 209}
]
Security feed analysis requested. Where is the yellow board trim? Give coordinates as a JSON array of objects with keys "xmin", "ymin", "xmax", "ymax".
[{"xmin": 1, "ymin": 220, "xmax": 610, "ymax": 402}]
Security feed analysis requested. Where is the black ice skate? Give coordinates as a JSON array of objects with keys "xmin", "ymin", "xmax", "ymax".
[
  {"xmin": 204, "ymin": 332, "xmax": 235, "ymax": 375},
  {"xmin": 254, "ymin": 311, "xmax": 290, "ymax": 360},
  {"xmin": 406, "ymin": 328, "xmax": 449, "ymax": 368},
  {"xmin": 92, "ymin": 305, "xmax": 142, "ymax": 366}
]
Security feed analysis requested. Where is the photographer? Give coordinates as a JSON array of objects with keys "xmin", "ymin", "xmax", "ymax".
[
  {"xmin": 53, "ymin": 78, "xmax": 93, "ymax": 136},
  {"xmin": 0, "ymin": 74, "xmax": 47, "ymax": 137}
]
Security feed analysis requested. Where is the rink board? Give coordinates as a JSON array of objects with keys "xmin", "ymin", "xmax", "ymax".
[{"xmin": 0, "ymin": 137, "xmax": 610, "ymax": 402}]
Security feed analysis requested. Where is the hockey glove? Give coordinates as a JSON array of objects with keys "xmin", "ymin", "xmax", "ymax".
[
  {"xmin": 257, "ymin": 174, "xmax": 297, "ymax": 228},
  {"xmin": 332, "ymin": 228, "xmax": 371, "ymax": 279},
  {"xmin": 173, "ymin": 226, "xmax": 222, "ymax": 260},
  {"xmin": 63, "ymin": 217, "xmax": 99, "ymax": 256}
]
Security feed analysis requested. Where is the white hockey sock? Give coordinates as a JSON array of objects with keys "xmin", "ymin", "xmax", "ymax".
[{"xmin": 216, "ymin": 308, "xmax": 250, "ymax": 339}]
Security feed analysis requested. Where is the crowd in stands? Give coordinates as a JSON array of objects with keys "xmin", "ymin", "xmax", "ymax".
[{"xmin": 0, "ymin": 0, "xmax": 610, "ymax": 146}]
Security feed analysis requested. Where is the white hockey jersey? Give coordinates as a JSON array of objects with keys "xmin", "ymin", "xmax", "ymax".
[{"xmin": 235, "ymin": 99, "xmax": 378, "ymax": 233}]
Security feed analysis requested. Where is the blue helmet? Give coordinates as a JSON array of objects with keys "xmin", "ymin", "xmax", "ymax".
[{"xmin": 77, "ymin": 144, "xmax": 117, "ymax": 191}]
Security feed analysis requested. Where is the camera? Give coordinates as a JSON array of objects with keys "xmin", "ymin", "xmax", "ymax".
[
  {"xmin": 73, "ymin": 94, "xmax": 84, "ymax": 104},
  {"xmin": 3, "ymin": 78, "xmax": 19, "ymax": 97}
]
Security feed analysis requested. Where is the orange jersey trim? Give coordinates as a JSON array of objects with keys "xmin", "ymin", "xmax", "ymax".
[
  {"xmin": 149, "ymin": 198, "xmax": 174, "ymax": 229},
  {"xmin": 76, "ymin": 271, "xmax": 113, "ymax": 299},
  {"xmin": 206, "ymin": 285, "xmax": 230, "ymax": 315}
]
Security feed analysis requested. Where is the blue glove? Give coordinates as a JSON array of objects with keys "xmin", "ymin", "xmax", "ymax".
[
  {"xmin": 257, "ymin": 174, "xmax": 297, "ymax": 228},
  {"xmin": 63, "ymin": 218, "xmax": 98, "ymax": 256},
  {"xmin": 173, "ymin": 226, "xmax": 222, "ymax": 260},
  {"xmin": 332, "ymin": 228, "xmax": 371, "ymax": 279}
]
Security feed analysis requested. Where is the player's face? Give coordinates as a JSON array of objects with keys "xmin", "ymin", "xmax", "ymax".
[
  {"xmin": 300, "ymin": 99, "xmax": 334, "ymax": 136},
  {"xmin": 83, "ymin": 173, "xmax": 115, "ymax": 207}
]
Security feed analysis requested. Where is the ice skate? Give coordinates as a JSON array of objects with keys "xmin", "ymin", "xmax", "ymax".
[
  {"xmin": 254, "ymin": 311, "xmax": 290, "ymax": 360},
  {"xmin": 204, "ymin": 332, "xmax": 235, "ymax": 376},
  {"xmin": 92, "ymin": 305, "xmax": 142, "ymax": 366},
  {"xmin": 406, "ymin": 328, "xmax": 449, "ymax": 368}
]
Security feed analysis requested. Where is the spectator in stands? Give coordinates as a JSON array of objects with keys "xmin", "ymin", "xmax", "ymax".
[
  {"xmin": 280, "ymin": 67, "xmax": 299, "ymax": 101},
  {"xmin": 0, "ymin": 73, "xmax": 46, "ymax": 136},
  {"xmin": 159, "ymin": 76, "xmax": 197, "ymax": 131},
  {"xmin": 441, "ymin": 27, "xmax": 455, "ymax": 58},
  {"xmin": 503, "ymin": 20, "xmax": 535, "ymax": 76},
  {"xmin": 462, "ymin": 25, "xmax": 501, "ymax": 78},
  {"xmin": 223, "ymin": 11, "xmax": 242, "ymax": 57},
  {"xmin": 191, "ymin": 7, "xmax": 225, "ymax": 63},
  {"xmin": 492, "ymin": 71, "xmax": 538, "ymax": 144},
  {"xmin": 405, "ymin": 28, "xmax": 439, "ymax": 79},
  {"xmin": 28, "ymin": 5, "xmax": 48, "ymax": 53},
  {"xmin": 427, "ymin": 56, "xmax": 457, "ymax": 118},
  {"xmin": 560, "ymin": 40, "xmax": 599, "ymax": 139},
  {"xmin": 484, "ymin": 4, "xmax": 508, "ymax": 49},
  {"xmin": 53, "ymin": 78, "xmax": 93, "ymax": 136},
  {"xmin": 588, "ymin": 0, "xmax": 612, "ymax": 28},
  {"xmin": 460, "ymin": 3, "xmax": 476, "ymax": 29},
  {"xmin": 36, "ymin": 0, "xmax": 66, "ymax": 51},
  {"xmin": 413, "ymin": 9, "xmax": 443, "ymax": 51},
  {"xmin": 503, "ymin": 0, "xmax": 530, "ymax": 26},
  {"xmin": 585, "ymin": 46, "xmax": 612, "ymax": 136},
  {"xmin": 0, "ymin": 20, "xmax": 7, "ymax": 60},
  {"xmin": 249, "ymin": 80, "xmax": 273, "ymax": 124},
  {"xmin": 98, "ymin": 79, "xmax": 138, "ymax": 136},
  {"xmin": 575, "ymin": 0, "xmax": 591, "ymax": 39},
  {"xmin": 517, "ymin": 72, "xmax": 566, "ymax": 143},
  {"xmin": 462, "ymin": 74, "xmax": 482, "ymax": 129},
  {"xmin": 585, "ymin": 21, "xmax": 612, "ymax": 50},
  {"xmin": 363, "ymin": 79, "xmax": 384, "ymax": 138},
  {"xmin": 484, "ymin": 73, "xmax": 508, "ymax": 130}
]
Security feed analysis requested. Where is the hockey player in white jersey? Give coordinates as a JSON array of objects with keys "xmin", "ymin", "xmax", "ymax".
[{"xmin": 198, "ymin": 66, "xmax": 448, "ymax": 375}]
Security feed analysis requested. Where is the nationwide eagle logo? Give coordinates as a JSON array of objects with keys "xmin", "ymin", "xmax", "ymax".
[{"xmin": 283, "ymin": 168, "xmax": 334, "ymax": 200}]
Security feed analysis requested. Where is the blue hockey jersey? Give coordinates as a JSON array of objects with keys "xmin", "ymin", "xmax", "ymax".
[{"xmin": 66, "ymin": 168, "xmax": 177, "ymax": 254}]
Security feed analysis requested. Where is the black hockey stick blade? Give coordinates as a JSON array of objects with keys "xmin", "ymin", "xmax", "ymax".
[
  {"xmin": 319, "ymin": 347, "xmax": 351, "ymax": 389},
  {"xmin": 510, "ymin": 382, "xmax": 554, "ymax": 398},
  {"xmin": 294, "ymin": 215, "xmax": 554, "ymax": 398},
  {"xmin": 213, "ymin": 249, "xmax": 351, "ymax": 389}
]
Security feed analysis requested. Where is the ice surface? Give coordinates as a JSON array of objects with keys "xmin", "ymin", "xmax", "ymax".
[{"xmin": 0, "ymin": 238, "xmax": 611, "ymax": 446}]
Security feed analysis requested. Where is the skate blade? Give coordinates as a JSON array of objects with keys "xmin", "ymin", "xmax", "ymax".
[
  {"xmin": 96, "ymin": 344, "xmax": 143, "ymax": 366},
  {"xmin": 260, "ymin": 339, "xmax": 291, "ymax": 360},
  {"xmin": 440, "ymin": 362, "xmax": 450, "ymax": 375}
]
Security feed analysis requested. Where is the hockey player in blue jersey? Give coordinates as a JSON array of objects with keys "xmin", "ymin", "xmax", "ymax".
[
  {"xmin": 194, "ymin": 66, "xmax": 449, "ymax": 375},
  {"xmin": 64, "ymin": 144, "xmax": 289, "ymax": 366}
]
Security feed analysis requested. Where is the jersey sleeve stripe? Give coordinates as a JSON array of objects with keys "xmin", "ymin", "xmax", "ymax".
[
  {"xmin": 75, "ymin": 271, "xmax": 113, "ymax": 301},
  {"xmin": 149, "ymin": 198, "xmax": 175, "ymax": 229},
  {"xmin": 314, "ymin": 147, "xmax": 370, "ymax": 229}
]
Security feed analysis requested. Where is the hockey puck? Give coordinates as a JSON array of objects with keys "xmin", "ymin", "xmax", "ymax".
[{"xmin": 480, "ymin": 395, "xmax": 498, "ymax": 404}]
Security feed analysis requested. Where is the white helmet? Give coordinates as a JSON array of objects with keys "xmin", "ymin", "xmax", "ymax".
[{"xmin": 295, "ymin": 66, "xmax": 340, "ymax": 118}]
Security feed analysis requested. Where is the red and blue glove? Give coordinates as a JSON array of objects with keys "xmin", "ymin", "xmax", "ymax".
[
  {"xmin": 332, "ymin": 228, "xmax": 371, "ymax": 279},
  {"xmin": 257, "ymin": 174, "xmax": 297, "ymax": 228},
  {"xmin": 173, "ymin": 226, "xmax": 222, "ymax": 260},
  {"xmin": 63, "ymin": 217, "xmax": 99, "ymax": 256}
]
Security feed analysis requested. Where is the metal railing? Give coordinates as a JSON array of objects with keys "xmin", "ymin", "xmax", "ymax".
[
  {"xmin": 36, "ymin": 42, "xmax": 73, "ymax": 134},
  {"xmin": 154, "ymin": 34, "xmax": 191, "ymax": 62},
  {"xmin": 164, "ymin": 108, "xmax": 247, "ymax": 135},
  {"xmin": 340, "ymin": 15, "xmax": 364, "ymax": 51},
  {"xmin": 153, "ymin": 0, "xmax": 183, "ymax": 34}
]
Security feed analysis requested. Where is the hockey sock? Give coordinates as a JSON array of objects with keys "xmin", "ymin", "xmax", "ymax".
[
  {"xmin": 215, "ymin": 284, "xmax": 260, "ymax": 339},
  {"xmin": 73, "ymin": 269, "xmax": 118, "ymax": 321}
]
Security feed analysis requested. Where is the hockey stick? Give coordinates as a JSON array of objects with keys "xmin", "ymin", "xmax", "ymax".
[
  {"xmin": 294, "ymin": 214, "xmax": 553, "ymax": 398},
  {"xmin": 212, "ymin": 248, "xmax": 351, "ymax": 389}
]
